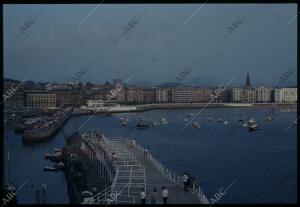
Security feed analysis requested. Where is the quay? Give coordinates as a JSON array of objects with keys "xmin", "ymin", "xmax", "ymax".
[
  {"xmin": 75, "ymin": 132, "xmax": 209, "ymax": 204},
  {"xmin": 22, "ymin": 109, "xmax": 73, "ymax": 143}
]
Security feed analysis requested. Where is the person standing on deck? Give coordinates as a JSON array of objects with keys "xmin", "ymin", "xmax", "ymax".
[
  {"xmin": 187, "ymin": 175, "xmax": 192, "ymax": 191},
  {"xmin": 161, "ymin": 186, "xmax": 169, "ymax": 204},
  {"xmin": 191, "ymin": 177, "xmax": 196, "ymax": 193},
  {"xmin": 144, "ymin": 148, "xmax": 150, "ymax": 158},
  {"xmin": 112, "ymin": 152, "xmax": 117, "ymax": 161},
  {"xmin": 151, "ymin": 188, "xmax": 158, "ymax": 204},
  {"xmin": 183, "ymin": 173, "xmax": 188, "ymax": 191},
  {"xmin": 140, "ymin": 188, "xmax": 146, "ymax": 204}
]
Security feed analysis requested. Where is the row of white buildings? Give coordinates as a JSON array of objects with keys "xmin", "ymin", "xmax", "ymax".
[{"xmin": 232, "ymin": 87, "xmax": 297, "ymax": 103}]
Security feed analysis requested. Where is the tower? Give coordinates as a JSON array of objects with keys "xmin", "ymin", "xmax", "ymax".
[{"xmin": 245, "ymin": 72, "xmax": 251, "ymax": 88}]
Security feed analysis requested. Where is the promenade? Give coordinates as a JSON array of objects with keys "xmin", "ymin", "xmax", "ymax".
[{"xmin": 80, "ymin": 134, "xmax": 209, "ymax": 204}]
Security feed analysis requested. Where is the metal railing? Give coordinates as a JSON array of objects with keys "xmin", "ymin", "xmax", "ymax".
[
  {"xmin": 127, "ymin": 138, "xmax": 210, "ymax": 204},
  {"xmin": 82, "ymin": 135, "xmax": 146, "ymax": 204}
]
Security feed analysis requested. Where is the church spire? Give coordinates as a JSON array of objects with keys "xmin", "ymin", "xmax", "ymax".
[{"xmin": 245, "ymin": 72, "xmax": 251, "ymax": 88}]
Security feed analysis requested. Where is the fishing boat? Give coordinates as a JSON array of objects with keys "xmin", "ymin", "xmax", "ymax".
[
  {"xmin": 161, "ymin": 117, "xmax": 168, "ymax": 125},
  {"xmin": 192, "ymin": 121, "xmax": 201, "ymax": 129},
  {"xmin": 152, "ymin": 121, "xmax": 160, "ymax": 126}
]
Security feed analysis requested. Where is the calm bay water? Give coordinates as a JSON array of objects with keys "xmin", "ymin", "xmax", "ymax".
[{"xmin": 4, "ymin": 108, "xmax": 297, "ymax": 203}]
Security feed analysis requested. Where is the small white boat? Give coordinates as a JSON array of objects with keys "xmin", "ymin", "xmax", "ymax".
[
  {"xmin": 242, "ymin": 122, "xmax": 248, "ymax": 127},
  {"xmin": 161, "ymin": 117, "xmax": 168, "ymax": 125},
  {"xmin": 266, "ymin": 116, "xmax": 273, "ymax": 121},
  {"xmin": 43, "ymin": 166, "xmax": 59, "ymax": 172},
  {"xmin": 120, "ymin": 117, "xmax": 124, "ymax": 121},
  {"xmin": 248, "ymin": 118, "xmax": 256, "ymax": 125},
  {"xmin": 223, "ymin": 121, "xmax": 228, "ymax": 125},
  {"xmin": 121, "ymin": 121, "xmax": 128, "ymax": 126},
  {"xmin": 57, "ymin": 162, "xmax": 65, "ymax": 170},
  {"xmin": 192, "ymin": 121, "xmax": 201, "ymax": 129},
  {"xmin": 249, "ymin": 123, "xmax": 259, "ymax": 131},
  {"xmin": 82, "ymin": 191, "xmax": 93, "ymax": 197},
  {"xmin": 206, "ymin": 116, "xmax": 213, "ymax": 121},
  {"xmin": 152, "ymin": 121, "xmax": 160, "ymax": 126},
  {"xmin": 248, "ymin": 118, "xmax": 259, "ymax": 131}
]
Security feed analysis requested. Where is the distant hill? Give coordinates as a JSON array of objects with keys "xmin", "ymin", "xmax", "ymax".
[
  {"xmin": 4, "ymin": 78, "xmax": 21, "ymax": 83},
  {"xmin": 183, "ymin": 76, "xmax": 219, "ymax": 87},
  {"xmin": 131, "ymin": 80, "xmax": 154, "ymax": 87}
]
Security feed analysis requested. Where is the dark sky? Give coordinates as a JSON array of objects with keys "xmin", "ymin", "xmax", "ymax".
[{"xmin": 3, "ymin": 4, "xmax": 297, "ymax": 86}]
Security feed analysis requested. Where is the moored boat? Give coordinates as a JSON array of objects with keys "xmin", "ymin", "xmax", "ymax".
[
  {"xmin": 192, "ymin": 121, "xmax": 201, "ymax": 129},
  {"xmin": 43, "ymin": 166, "xmax": 59, "ymax": 172},
  {"xmin": 152, "ymin": 121, "xmax": 160, "ymax": 126}
]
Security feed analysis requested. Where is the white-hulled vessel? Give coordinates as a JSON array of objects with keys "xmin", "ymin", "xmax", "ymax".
[
  {"xmin": 161, "ymin": 117, "xmax": 168, "ymax": 125},
  {"xmin": 152, "ymin": 121, "xmax": 160, "ymax": 126},
  {"xmin": 248, "ymin": 118, "xmax": 259, "ymax": 131},
  {"xmin": 192, "ymin": 121, "xmax": 201, "ymax": 129}
]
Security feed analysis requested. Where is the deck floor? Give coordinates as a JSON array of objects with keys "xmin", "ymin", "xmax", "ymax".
[{"xmin": 121, "ymin": 143, "xmax": 200, "ymax": 204}]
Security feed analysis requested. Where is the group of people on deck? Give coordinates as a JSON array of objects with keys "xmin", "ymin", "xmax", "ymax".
[
  {"xmin": 182, "ymin": 172, "xmax": 198, "ymax": 193},
  {"xmin": 140, "ymin": 186, "xmax": 169, "ymax": 204}
]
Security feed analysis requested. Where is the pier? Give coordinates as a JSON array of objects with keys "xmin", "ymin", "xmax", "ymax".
[{"xmin": 79, "ymin": 132, "xmax": 209, "ymax": 204}]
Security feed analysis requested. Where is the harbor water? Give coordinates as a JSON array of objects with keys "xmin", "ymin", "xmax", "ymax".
[{"xmin": 4, "ymin": 107, "xmax": 297, "ymax": 203}]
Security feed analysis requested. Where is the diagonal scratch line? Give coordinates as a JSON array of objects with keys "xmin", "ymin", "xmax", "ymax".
[
  {"xmin": 286, "ymin": 12, "xmax": 299, "ymax": 26},
  {"xmin": 182, "ymin": 0, "xmax": 209, "ymax": 26},
  {"xmin": 76, "ymin": 1, "xmax": 105, "ymax": 27},
  {"xmin": 1, "ymin": 76, "xmax": 28, "ymax": 105},
  {"xmin": 182, "ymin": 76, "xmax": 236, "ymax": 130},
  {"xmin": 16, "ymin": 180, "xmax": 29, "ymax": 194},
  {"xmin": 223, "ymin": 180, "xmax": 236, "ymax": 193},
  {"xmin": 113, "ymin": 9, "xmax": 150, "ymax": 45},
  {"xmin": 208, "ymin": 180, "xmax": 236, "ymax": 207},
  {"xmin": 285, "ymin": 117, "xmax": 298, "ymax": 131}
]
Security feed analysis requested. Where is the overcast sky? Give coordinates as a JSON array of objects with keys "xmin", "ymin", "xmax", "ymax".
[{"xmin": 3, "ymin": 4, "xmax": 297, "ymax": 87}]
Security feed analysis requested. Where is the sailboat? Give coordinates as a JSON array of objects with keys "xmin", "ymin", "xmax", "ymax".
[
  {"xmin": 223, "ymin": 109, "xmax": 228, "ymax": 125},
  {"xmin": 266, "ymin": 108, "xmax": 274, "ymax": 121}
]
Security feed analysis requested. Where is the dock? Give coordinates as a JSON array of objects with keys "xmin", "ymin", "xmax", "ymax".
[{"xmin": 79, "ymin": 132, "xmax": 209, "ymax": 204}]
